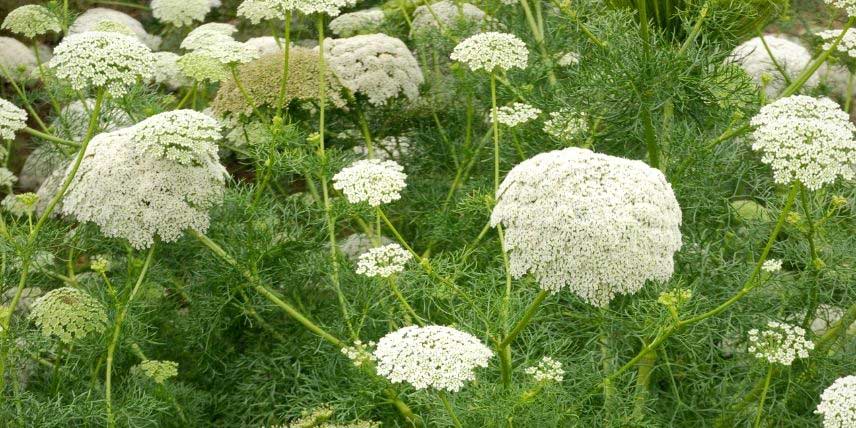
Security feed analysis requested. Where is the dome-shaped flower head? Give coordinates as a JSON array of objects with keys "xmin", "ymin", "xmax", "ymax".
[
  {"xmin": 194, "ymin": 37, "xmax": 260, "ymax": 66},
  {"xmin": 177, "ymin": 52, "xmax": 230, "ymax": 82},
  {"xmin": 332, "ymin": 159, "xmax": 407, "ymax": 207},
  {"xmin": 180, "ymin": 23, "xmax": 238, "ymax": 51},
  {"xmin": 750, "ymin": 95, "xmax": 856, "ymax": 190},
  {"xmin": 0, "ymin": 98, "xmax": 27, "ymax": 140},
  {"xmin": 323, "ymin": 34, "xmax": 424, "ymax": 106},
  {"xmin": 373, "ymin": 325, "xmax": 493, "ymax": 392},
  {"xmin": 411, "ymin": 1, "xmax": 485, "ymax": 34},
  {"xmin": 355, "ymin": 243, "xmax": 412, "ymax": 277},
  {"xmin": 69, "ymin": 8, "xmax": 161, "ymax": 49},
  {"xmin": 1, "ymin": 5, "xmax": 62, "ymax": 38},
  {"xmin": 28, "ymin": 287, "xmax": 107, "ymax": 343},
  {"xmin": 48, "ymin": 31, "xmax": 156, "ymax": 97},
  {"xmin": 490, "ymin": 148, "xmax": 683, "ymax": 307},
  {"xmin": 747, "ymin": 321, "xmax": 814, "ymax": 365},
  {"xmin": 295, "ymin": 0, "xmax": 358, "ymax": 17},
  {"xmin": 451, "ymin": 32, "xmax": 528, "ymax": 73},
  {"xmin": 152, "ymin": 0, "xmax": 212, "ymax": 27},
  {"xmin": 729, "ymin": 36, "xmax": 817, "ymax": 98},
  {"xmin": 133, "ymin": 360, "xmax": 179, "ymax": 384},
  {"xmin": 815, "ymin": 375, "xmax": 856, "ymax": 428},
  {"xmin": 826, "ymin": 0, "xmax": 856, "ymax": 17},
  {"xmin": 329, "ymin": 9, "xmax": 385, "ymax": 37},
  {"xmin": 61, "ymin": 118, "xmax": 227, "ymax": 249},
  {"xmin": 492, "ymin": 103, "xmax": 541, "ymax": 127},
  {"xmin": 237, "ymin": 0, "xmax": 297, "ymax": 24}
]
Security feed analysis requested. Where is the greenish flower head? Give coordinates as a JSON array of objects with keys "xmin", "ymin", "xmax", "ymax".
[
  {"xmin": 1, "ymin": 5, "xmax": 62, "ymax": 38},
  {"xmin": 133, "ymin": 360, "xmax": 179, "ymax": 384},
  {"xmin": 28, "ymin": 287, "xmax": 107, "ymax": 344}
]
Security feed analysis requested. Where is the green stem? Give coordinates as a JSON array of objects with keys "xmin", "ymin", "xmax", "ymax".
[
  {"xmin": 175, "ymin": 83, "xmax": 197, "ymax": 109},
  {"xmin": 230, "ymin": 65, "xmax": 256, "ymax": 110},
  {"xmin": 499, "ymin": 290, "xmax": 549, "ymax": 349},
  {"xmin": 438, "ymin": 391, "xmax": 463, "ymax": 428},
  {"xmin": 781, "ymin": 19, "xmax": 854, "ymax": 97},
  {"xmin": 490, "ymin": 73, "xmax": 501, "ymax": 194},
  {"xmin": 632, "ymin": 344, "xmax": 657, "ymax": 419},
  {"xmin": 753, "ymin": 365, "xmax": 774, "ymax": 428},
  {"xmin": 0, "ymin": 62, "xmax": 49, "ymax": 132},
  {"xmin": 637, "ymin": 0, "xmax": 651, "ymax": 54},
  {"xmin": 276, "ymin": 11, "xmax": 293, "ymax": 115},
  {"xmin": 388, "ymin": 277, "xmax": 424, "ymax": 326},
  {"xmin": 21, "ymin": 127, "xmax": 80, "ymax": 148},
  {"xmin": 677, "ymin": 2, "xmax": 709, "ymax": 55},
  {"xmin": 518, "ymin": 0, "xmax": 556, "ymax": 85},
  {"xmin": 799, "ymin": 184, "xmax": 820, "ymax": 328},
  {"xmin": 105, "ymin": 244, "xmax": 157, "ymax": 428},
  {"xmin": 846, "ymin": 71, "xmax": 854, "ymax": 113},
  {"xmin": 640, "ymin": 103, "xmax": 660, "ymax": 170}
]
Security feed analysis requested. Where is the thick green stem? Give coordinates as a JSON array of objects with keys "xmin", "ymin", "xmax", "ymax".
[
  {"xmin": 640, "ymin": 103, "xmax": 660, "ymax": 170},
  {"xmin": 632, "ymin": 346, "xmax": 657, "ymax": 419},
  {"xmin": 781, "ymin": 19, "xmax": 854, "ymax": 97},
  {"xmin": 799, "ymin": 184, "xmax": 821, "ymax": 329},
  {"xmin": 106, "ymin": 244, "xmax": 157, "ymax": 428},
  {"xmin": 519, "ymin": 0, "xmax": 556, "ymax": 85},
  {"xmin": 21, "ymin": 127, "xmax": 80, "ymax": 148},
  {"xmin": 499, "ymin": 290, "xmax": 549, "ymax": 350},
  {"xmin": 677, "ymin": 2, "xmax": 708, "ymax": 55},
  {"xmin": 753, "ymin": 366, "xmax": 774, "ymax": 428},
  {"xmin": 438, "ymin": 391, "xmax": 463, "ymax": 428},
  {"xmin": 388, "ymin": 277, "xmax": 424, "ymax": 325},
  {"xmin": 276, "ymin": 11, "xmax": 293, "ymax": 115}
]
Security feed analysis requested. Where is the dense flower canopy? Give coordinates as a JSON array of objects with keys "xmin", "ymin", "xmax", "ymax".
[
  {"xmin": 1, "ymin": 5, "xmax": 62, "ymax": 38},
  {"xmin": 324, "ymin": 34, "xmax": 424, "ymax": 106},
  {"xmin": 451, "ymin": 32, "xmax": 529, "ymax": 72},
  {"xmin": 48, "ymin": 31, "xmax": 156, "ymax": 96},
  {"xmin": 181, "ymin": 23, "xmax": 238, "ymax": 51},
  {"xmin": 373, "ymin": 325, "xmax": 493, "ymax": 391},
  {"xmin": 492, "ymin": 103, "xmax": 541, "ymax": 127},
  {"xmin": 490, "ymin": 148, "xmax": 683, "ymax": 307},
  {"xmin": 750, "ymin": 95, "xmax": 856, "ymax": 190},
  {"xmin": 177, "ymin": 52, "xmax": 230, "ymax": 82},
  {"xmin": 28, "ymin": 287, "xmax": 107, "ymax": 344}
]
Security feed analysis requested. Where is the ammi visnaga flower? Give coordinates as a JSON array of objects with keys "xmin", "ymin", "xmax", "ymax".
[
  {"xmin": 333, "ymin": 159, "xmax": 407, "ymax": 207},
  {"xmin": 1, "ymin": 5, "xmax": 62, "ymax": 38},
  {"xmin": 451, "ymin": 32, "xmax": 528, "ymax": 73},
  {"xmin": 29, "ymin": 287, "xmax": 107, "ymax": 343}
]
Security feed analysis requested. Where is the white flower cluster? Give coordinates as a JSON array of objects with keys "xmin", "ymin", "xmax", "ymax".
[
  {"xmin": 826, "ymin": 0, "xmax": 856, "ymax": 17},
  {"xmin": 61, "ymin": 115, "xmax": 227, "ymax": 249},
  {"xmin": 353, "ymin": 135, "xmax": 412, "ymax": 162},
  {"xmin": 373, "ymin": 325, "xmax": 493, "ymax": 392},
  {"xmin": 332, "ymin": 159, "xmax": 407, "ymax": 206},
  {"xmin": 295, "ymin": 0, "xmax": 358, "ymax": 17},
  {"xmin": 762, "ymin": 259, "xmax": 783, "ymax": 273},
  {"xmin": 543, "ymin": 108, "xmax": 588, "ymax": 142},
  {"xmin": 355, "ymin": 243, "xmax": 412, "ymax": 277},
  {"xmin": 69, "ymin": 8, "xmax": 161, "ymax": 49},
  {"xmin": 492, "ymin": 103, "xmax": 541, "ymax": 127},
  {"xmin": 749, "ymin": 95, "xmax": 856, "ymax": 190},
  {"xmin": 557, "ymin": 51, "xmax": 580, "ymax": 67},
  {"xmin": 152, "ymin": 0, "xmax": 212, "ymax": 27},
  {"xmin": 131, "ymin": 110, "xmax": 221, "ymax": 166},
  {"xmin": 0, "ymin": 167, "xmax": 17, "ymax": 187},
  {"xmin": 411, "ymin": 1, "xmax": 486, "ymax": 33},
  {"xmin": 524, "ymin": 356, "xmax": 565, "ymax": 383},
  {"xmin": 0, "ymin": 37, "xmax": 41, "ymax": 81},
  {"xmin": 341, "ymin": 340, "xmax": 377, "ymax": 367},
  {"xmin": 244, "ymin": 36, "xmax": 282, "ymax": 56},
  {"xmin": 151, "ymin": 52, "xmax": 188, "ymax": 89},
  {"xmin": 324, "ymin": 34, "xmax": 424, "ymax": 106},
  {"xmin": 198, "ymin": 39, "xmax": 260, "ymax": 66},
  {"xmin": 815, "ymin": 375, "xmax": 856, "ymax": 428},
  {"xmin": 817, "ymin": 28, "xmax": 856, "ymax": 58},
  {"xmin": 29, "ymin": 287, "xmax": 107, "ymax": 344},
  {"xmin": 181, "ymin": 23, "xmax": 238, "ymax": 51},
  {"xmin": 338, "ymin": 233, "xmax": 394, "ymax": 261},
  {"xmin": 747, "ymin": 321, "xmax": 814, "ymax": 365},
  {"xmin": 177, "ymin": 52, "xmax": 229, "ymax": 82},
  {"xmin": 330, "ymin": 9, "xmax": 385, "ymax": 37},
  {"xmin": 237, "ymin": 0, "xmax": 294, "ymax": 24},
  {"xmin": 1, "ymin": 5, "xmax": 62, "ymax": 38},
  {"xmin": 451, "ymin": 32, "xmax": 528, "ymax": 73},
  {"xmin": 48, "ymin": 31, "xmax": 156, "ymax": 96},
  {"xmin": 729, "ymin": 35, "xmax": 817, "ymax": 98},
  {"xmin": 490, "ymin": 148, "xmax": 683, "ymax": 307},
  {"xmin": 0, "ymin": 98, "xmax": 27, "ymax": 140}
]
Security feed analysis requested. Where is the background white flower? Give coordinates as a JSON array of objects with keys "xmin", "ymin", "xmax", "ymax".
[
  {"xmin": 69, "ymin": 8, "xmax": 161, "ymax": 49},
  {"xmin": 332, "ymin": 159, "xmax": 407, "ymax": 207},
  {"xmin": 152, "ymin": 0, "xmax": 212, "ymax": 27},
  {"xmin": 355, "ymin": 244, "xmax": 412, "ymax": 277},
  {"xmin": 815, "ymin": 375, "xmax": 856, "ymax": 428},
  {"xmin": 451, "ymin": 32, "xmax": 528, "ymax": 73},
  {"xmin": 1, "ymin": 5, "xmax": 62, "ymax": 38}
]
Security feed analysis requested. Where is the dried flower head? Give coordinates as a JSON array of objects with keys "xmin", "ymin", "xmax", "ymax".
[
  {"xmin": 89, "ymin": 255, "xmax": 112, "ymax": 274},
  {"xmin": 131, "ymin": 110, "xmax": 221, "ymax": 166},
  {"xmin": 826, "ymin": 0, "xmax": 856, "ymax": 17},
  {"xmin": 747, "ymin": 321, "xmax": 814, "ymax": 365},
  {"xmin": 133, "ymin": 360, "xmax": 179, "ymax": 383},
  {"xmin": 28, "ymin": 287, "xmax": 107, "ymax": 343},
  {"xmin": 543, "ymin": 108, "xmax": 588, "ymax": 142},
  {"xmin": 1, "ymin": 5, "xmax": 62, "ymax": 38},
  {"xmin": 48, "ymin": 31, "xmax": 156, "ymax": 96},
  {"xmin": 61, "ymin": 122, "xmax": 227, "ymax": 249},
  {"xmin": 411, "ymin": 1, "xmax": 486, "ymax": 33},
  {"xmin": 490, "ymin": 148, "xmax": 683, "ymax": 307},
  {"xmin": 152, "ymin": 0, "xmax": 212, "ymax": 26},
  {"xmin": 181, "ymin": 23, "xmax": 237, "ymax": 51},
  {"xmin": 451, "ymin": 32, "xmax": 528, "ymax": 73},
  {"xmin": 729, "ymin": 35, "xmax": 817, "ymax": 98},
  {"xmin": 341, "ymin": 340, "xmax": 377, "ymax": 367},
  {"xmin": 750, "ymin": 95, "xmax": 856, "ymax": 190},
  {"xmin": 355, "ymin": 244, "xmax": 412, "ymax": 277},
  {"xmin": 69, "ymin": 8, "xmax": 161, "ymax": 49},
  {"xmin": 0, "ymin": 98, "xmax": 27, "ymax": 140},
  {"xmin": 332, "ymin": 159, "xmax": 407, "ymax": 206},
  {"xmin": 815, "ymin": 375, "xmax": 856, "ymax": 428},
  {"xmin": 524, "ymin": 356, "xmax": 565, "ymax": 383},
  {"xmin": 177, "ymin": 52, "xmax": 230, "ymax": 82},
  {"xmin": 211, "ymin": 48, "xmax": 346, "ymax": 116},
  {"xmin": 762, "ymin": 259, "xmax": 783, "ymax": 273},
  {"xmin": 329, "ymin": 9, "xmax": 385, "ymax": 37},
  {"xmin": 492, "ymin": 103, "xmax": 541, "ymax": 127},
  {"xmin": 324, "ymin": 34, "xmax": 424, "ymax": 106},
  {"xmin": 373, "ymin": 325, "xmax": 493, "ymax": 392}
]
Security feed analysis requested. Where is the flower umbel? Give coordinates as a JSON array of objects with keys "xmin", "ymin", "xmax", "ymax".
[
  {"xmin": 1, "ymin": 5, "xmax": 62, "ymax": 38},
  {"xmin": 451, "ymin": 32, "xmax": 529, "ymax": 73},
  {"xmin": 355, "ymin": 244, "xmax": 413, "ymax": 278},
  {"xmin": 29, "ymin": 287, "xmax": 107, "ymax": 344},
  {"xmin": 332, "ymin": 159, "xmax": 407, "ymax": 207},
  {"xmin": 815, "ymin": 375, "xmax": 856, "ymax": 428},
  {"xmin": 747, "ymin": 321, "xmax": 814, "ymax": 365},
  {"xmin": 0, "ymin": 98, "xmax": 27, "ymax": 140}
]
